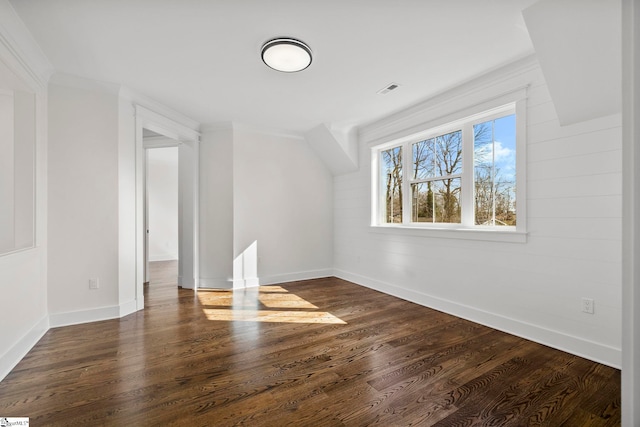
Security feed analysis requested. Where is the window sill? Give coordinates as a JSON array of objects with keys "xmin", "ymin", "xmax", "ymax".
[{"xmin": 370, "ymin": 224, "xmax": 527, "ymax": 243}]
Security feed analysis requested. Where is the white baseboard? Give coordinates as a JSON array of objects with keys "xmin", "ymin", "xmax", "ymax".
[
  {"xmin": 119, "ymin": 299, "xmax": 138, "ymax": 318},
  {"xmin": 199, "ymin": 277, "xmax": 233, "ymax": 289},
  {"xmin": 50, "ymin": 298, "xmax": 141, "ymax": 328},
  {"xmin": 0, "ymin": 315, "xmax": 49, "ymax": 382},
  {"xmin": 260, "ymin": 268, "xmax": 334, "ymax": 286},
  {"xmin": 234, "ymin": 277, "xmax": 260, "ymax": 288},
  {"xmin": 232, "ymin": 278, "xmax": 256, "ymax": 289},
  {"xmin": 49, "ymin": 305, "xmax": 121, "ymax": 328},
  {"xmin": 148, "ymin": 255, "xmax": 178, "ymax": 262},
  {"xmin": 2, "ymin": 301, "xmax": 139, "ymax": 382},
  {"xmin": 178, "ymin": 275, "xmax": 196, "ymax": 289},
  {"xmin": 334, "ymin": 269, "xmax": 622, "ymax": 369}
]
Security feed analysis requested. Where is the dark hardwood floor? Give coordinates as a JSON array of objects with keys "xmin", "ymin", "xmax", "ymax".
[{"xmin": 0, "ymin": 261, "xmax": 620, "ymax": 426}]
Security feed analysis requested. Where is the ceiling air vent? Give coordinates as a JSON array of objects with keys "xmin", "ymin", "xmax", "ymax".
[{"xmin": 377, "ymin": 82, "xmax": 400, "ymax": 95}]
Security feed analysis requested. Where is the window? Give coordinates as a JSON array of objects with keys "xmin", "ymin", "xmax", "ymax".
[
  {"xmin": 473, "ymin": 115, "xmax": 517, "ymax": 226},
  {"xmin": 410, "ymin": 129, "xmax": 463, "ymax": 224},
  {"xmin": 380, "ymin": 146, "xmax": 402, "ymax": 223},
  {"xmin": 372, "ymin": 102, "xmax": 525, "ymax": 241}
]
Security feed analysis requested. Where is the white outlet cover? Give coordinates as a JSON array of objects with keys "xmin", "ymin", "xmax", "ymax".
[{"xmin": 581, "ymin": 297, "xmax": 594, "ymax": 314}]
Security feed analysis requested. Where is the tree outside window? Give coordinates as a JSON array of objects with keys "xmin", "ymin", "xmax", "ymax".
[{"xmin": 378, "ymin": 111, "xmax": 517, "ymax": 229}]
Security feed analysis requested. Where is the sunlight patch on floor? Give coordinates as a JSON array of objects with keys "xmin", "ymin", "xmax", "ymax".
[
  {"xmin": 197, "ymin": 285, "xmax": 345, "ymax": 324},
  {"xmin": 201, "ymin": 308, "xmax": 346, "ymax": 324},
  {"xmin": 259, "ymin": 292, "xmax": 318, "ymax": 309}
]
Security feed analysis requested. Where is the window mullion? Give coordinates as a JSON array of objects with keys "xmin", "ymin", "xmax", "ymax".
[
  {"xmin": 375, "ymin": 150, "xmax": 384, "ymax": 225},
  {"xmin": 415, "ymin": 173, "xmax": 461, "ymax": 183},
  {"xmin": 461, "ymin": 123, "xmax": 475, "ymax": 226},
  {"xmin": 402, "ymin": 141, "xmax": 411, "ymax": 224},
  {"xmin": 515, "ymin": 98, "xmax": 527, "ymax": 233}
]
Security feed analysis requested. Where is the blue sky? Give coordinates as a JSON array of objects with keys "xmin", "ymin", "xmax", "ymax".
[{"xmin": 475, "ymin": 114, "xmax": 516, "ymax": 184}]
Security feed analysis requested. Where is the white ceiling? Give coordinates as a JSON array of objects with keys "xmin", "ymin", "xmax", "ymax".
[{"xmin": 9, "ymin": 0, "xmax": 537, "ymax": 134}]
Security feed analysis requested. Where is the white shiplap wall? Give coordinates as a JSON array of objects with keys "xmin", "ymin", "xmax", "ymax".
[{"xmin": 334, "ymin": 57, "xmax": 622, "ymax": 368}]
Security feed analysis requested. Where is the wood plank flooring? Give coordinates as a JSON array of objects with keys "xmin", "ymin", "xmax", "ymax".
[{"xmin": 0, "ymin": 261, "xmax": 621, "ymax": 426}]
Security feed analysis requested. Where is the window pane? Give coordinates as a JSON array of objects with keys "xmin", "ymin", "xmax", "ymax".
[
  {"xmin": 435, "ymin": 130, "xmax": 462, "ymax": 177},
  {"xmin": 411, "ymin": 178, "xmax": 461, "ymax": 223},
  {"xmin": 381, "ymin": 146, "xmax": 403, "ymax": 223},
  {"xmin": 473, "ymin": 114, "xmax": 516, "ymax": 226},
  {"xmin": 412, "ymin": 130, "xmax": 462, "ymax": 181},
  {"xmin": 412, "ymin": 139, "xmax": 434, "ymax": 179}
]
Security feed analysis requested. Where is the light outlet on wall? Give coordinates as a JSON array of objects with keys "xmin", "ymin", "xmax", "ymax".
[
  {"xmin": 581, "ymin": 297, "xmax": 594, "ymax": 314},
  {"xmin": 89, "ymin": 278, "xmax": 99, "ymax": 290}
]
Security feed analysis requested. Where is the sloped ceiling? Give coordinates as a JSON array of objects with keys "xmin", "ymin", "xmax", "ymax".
[{"xmin": 523, "ymin": 0, "xmax": 621, "ymax": 125}]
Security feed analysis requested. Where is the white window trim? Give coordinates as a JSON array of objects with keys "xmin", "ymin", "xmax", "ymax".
[{"xmin": 370, "ymin": 89, "xmax": 528, "ymax": 243}]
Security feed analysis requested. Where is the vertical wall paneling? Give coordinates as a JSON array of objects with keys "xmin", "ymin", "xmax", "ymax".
[{"xmin": 335, "ymin": 59, "xmax": 622, "ymax": 367}]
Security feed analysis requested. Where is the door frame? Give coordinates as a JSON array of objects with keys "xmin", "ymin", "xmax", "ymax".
[{"xmin": 135, "ymin": 105, "xmax": 200, "ymax": 309}]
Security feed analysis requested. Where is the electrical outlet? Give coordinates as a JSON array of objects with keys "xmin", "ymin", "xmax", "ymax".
[
  {"xmin": 582, "ymin": 297, "xmax": 594, "ymax": 314},
  {"xmin": 89, "ymin": 278, "xmax": 99, "ymax": 290}
]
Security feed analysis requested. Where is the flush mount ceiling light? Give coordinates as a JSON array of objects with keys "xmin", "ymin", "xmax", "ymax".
[{"xmin": 261, "ymin": 38, "xmax": 312, "ymax": 73}]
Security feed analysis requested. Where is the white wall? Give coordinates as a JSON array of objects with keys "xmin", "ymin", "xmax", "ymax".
[
  {"xmin": 12, "ymin": 92, "xmax": 36, "ymax": 250},
  {"xmin": 334, "ymin": 58, "xmax": 622, "ymax": 368},
  {"xmin": 0, "ymin": 0, "xmax": 50, "ymax": 382},
  {"xmin": 47, "ymin": 79, "xmax": 121, "ymax": 324},
  {"xmin": 0, "ymin": 89, "xmax": 47, "ymax": 378},
  {"xmin": 0, "ymin": 90, "xmax": 35, "ymax": 253},
  {"xmin": 147, "ymin": 147, "xmax": 179, "ymax": 261},
  {"xmin": 46, "ymin": 77, "xmax": 195, "ymax": 321},
  {"xmin": 198, "ymin": 125, "xmax": 334, "ymax": 289},
  {"xmin": 233, "ymin": 127, "xmax": 334, "ymax": 285},
  {"xmin": 117, "ymin": 93, "xmax": 136, "ymax": 313},
  {"xmin": 622, "ymin": 0, "xmax": 640, "ymax": 422},
  {"xmin": 0, "ymin": 91, "xmax": 14, "ymax": 252},
  {"xmin": 177, "ymin": 138, "xmax": 197, "ymax": 289},
  {"xmin": 199, "ymin": 125, "xmax": 234, "ymax": 288}
]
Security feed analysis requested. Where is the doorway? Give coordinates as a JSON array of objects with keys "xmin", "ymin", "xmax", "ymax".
[
  {"xmin": 134, "ymin": 105, "xmax": 200, "ymax": 310},
  {"xmin": 144, "ymin": 131, "xmax": 180, "ymax": 286}
]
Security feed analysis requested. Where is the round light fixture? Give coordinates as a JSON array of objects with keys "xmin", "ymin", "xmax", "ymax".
[{"xmin": 261, "ymin": 38, "xmax": 312, "ymax": 73}]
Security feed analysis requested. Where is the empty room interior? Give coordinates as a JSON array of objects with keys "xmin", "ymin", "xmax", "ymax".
[{"xmin": 0, "ymin": 0, "xmax": 638, "ymax": 425}]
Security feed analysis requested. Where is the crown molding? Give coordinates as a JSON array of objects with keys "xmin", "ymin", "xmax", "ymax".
[
  {"xmin": 359, "ymin": 54, "xmax": 539, "ymax": 144},
  {"xmin": 0, "ymin": 0, "xmax": 54, "ymax": 91},
  {"xmin": 232, "ymin": 122, "xmax": 305, "ymax": 141},
  {"xmin": 200, "ymin": 122, "xmax": 234, "ymax": 134},
  {"xmin": 201, "ymin": 121, "xmax": 305, "ymax": 141}
]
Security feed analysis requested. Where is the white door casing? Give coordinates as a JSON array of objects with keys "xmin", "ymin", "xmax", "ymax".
[{"xmin": 134, "ymin": 105, "xmax": 200, "ymax": 309}]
